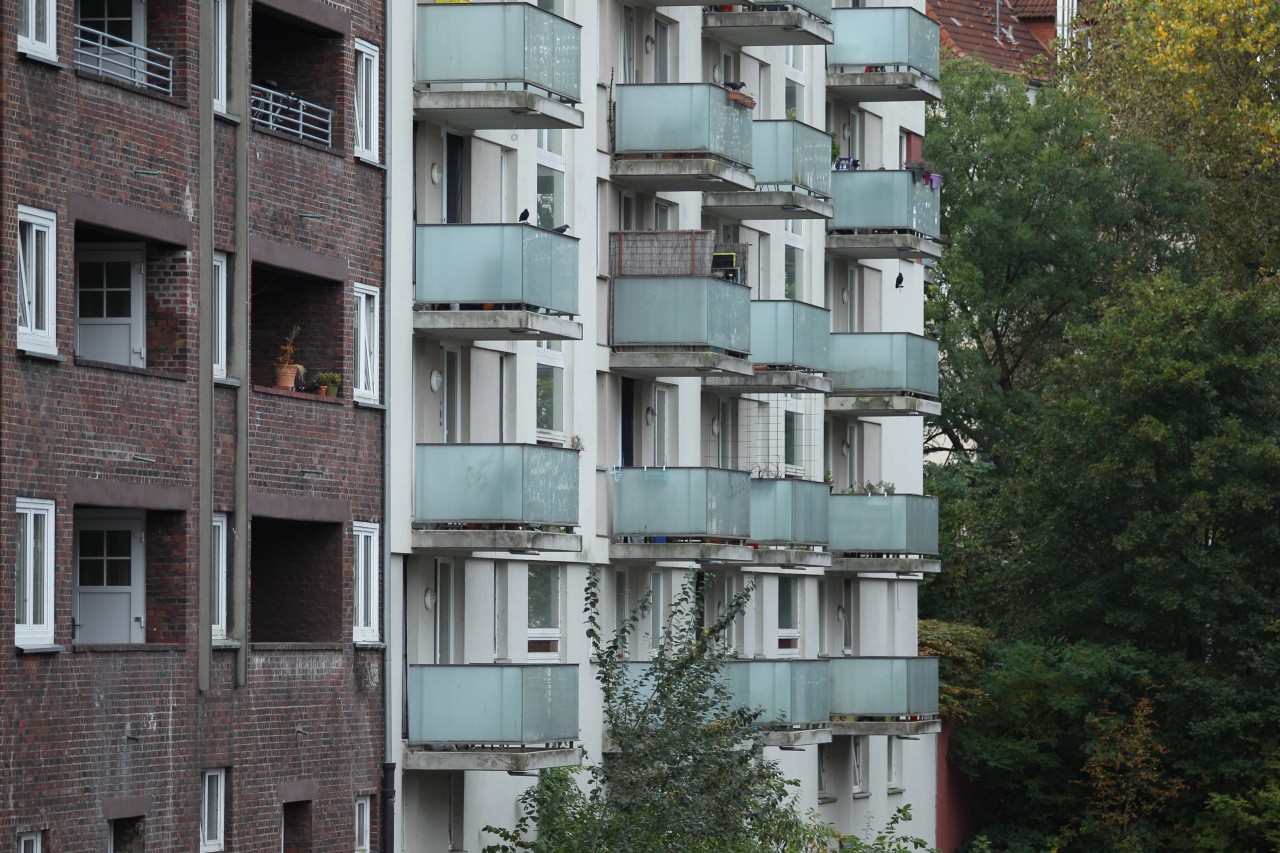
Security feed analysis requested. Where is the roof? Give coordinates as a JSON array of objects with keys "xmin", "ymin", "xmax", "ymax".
[
  {"xmin": 926, "ymin": 0, "xmax": 1051, "ymax": 74},
  {"xmin": 1009, "ymin": 0, "xmax": 1055, "ymax": 18}
]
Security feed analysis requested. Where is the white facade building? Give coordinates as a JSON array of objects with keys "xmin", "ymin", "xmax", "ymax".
[{"xmin": 384, "ymin": 0, "xmax": 943, "ymax": 848}]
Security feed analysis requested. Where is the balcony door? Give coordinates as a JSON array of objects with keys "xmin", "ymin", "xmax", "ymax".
[
  {"xmin": 77, "ymin": 246, "xmax": 145, "ymax": 367},
  {"xmin": 74, "ymin": 513, "xmax": 145, "ymax": 644}
]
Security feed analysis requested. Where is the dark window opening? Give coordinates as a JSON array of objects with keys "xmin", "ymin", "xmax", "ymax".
[{"xmin": 250, "ymin": 519, "xmax": 342, "ymax": 643}]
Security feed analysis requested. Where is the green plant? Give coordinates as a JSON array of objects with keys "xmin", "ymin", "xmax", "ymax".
[{"xmin": 314, "ymin": 371, "xmax": 342, "ymax": 386}]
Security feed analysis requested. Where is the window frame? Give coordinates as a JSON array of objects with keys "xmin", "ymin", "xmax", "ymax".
[
  {"xmin": 776, "ymin": 575, "xmax": 800, "ymax": 657},
  {"xmin": 18, "ymin": 0, "xmax": 57, "ymax": 60},
  {"xmin": 353, "ymin": 522, "xmax": 380, "ymax": 643},
  {"xmin": 17, "ymin": 206, "xmax": 58, "ymax": 355},
  {"xmin": 211, "ymin": 513, "xmax": 228, "ymax": 640},
  {"xmin": 353, "ymin": 39, "xmax": 380, "ymax": 162},
  {"xmin": 527, "ymin": 564, "xmax": 562, "ymax": 661},
  {"xmin": 851, "ymin": 735, "xmax": 867, "ymax": 795},
  {"xmin": 18, "ymin": 831, "xmax": 43, "ymax": 853},
  {"xmin": 212, "ymin": 253, "xmax": 228, "ymax": 379},
  {"xmin": 535, "ymin": 341, "xmax": 566, "ymax": 444},
  {"xmin": 75, "ymin": 243, "xmax": 146, "ymax": 369},
  {"xmin": 887, "ymin": 735, "xmax": 904, "ymax": 792},
  {"xmin": 212, "ymin": 0, "xmax": 228, "ymax": 113},
  {"xmin": 15, "ymin": 498, "xmax": 56, "ymax": 648},
  {"xmin": 353, "ymin": 283, "xmax": 380, "ymax": 402},
  {"xmin": 354, "ymin": 796, "xmax": 371, "ymax": 853},
  {"xmin": 201, "ymin": 768, "xmax": 226, "ymax": 852}
]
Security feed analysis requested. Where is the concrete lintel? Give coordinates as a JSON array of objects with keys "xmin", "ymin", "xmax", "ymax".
[
  {"xmin": 609, "ymin": 542, "xmax": 757, "ymax": 564},
  {"xmin": 825, "ymin": 71, "xmax": 941, "ymax": 103},
  {"xmin": 610, "ymin": 158, "xmax": 755, "ymax": 193},
  {"xmin": 609, "ymin": 350, "xmax": 755, "ymax": 378},
  {"xmin": 411, "ymin": 529, "xmax": 582, "ymax": 554},
  {"xmin": 762, "ymin": 726, "xmax": 833, "ymax": 747},
  {"xmin": 403, "ymin": 746, "xmax": 583, "ymax": 772},
  {"xmin": 829, "ymin": 718, "xmax": 942, "ymax": 737},
  {"xmin": 701, "ymin": 189, "xmax": 834, "ymax": 221},
  {"xmin": 413, "ymin": 310, "xmax": 583, "ymax": 342},
  {"xmin": 826, "ymin": 233, "xmax": 943, "ymax": 261},
  {"xmin": 704, "ymin": 370, "xmax": 832, "ymax": 395},
  {"xmin": 703, "ymin": 11, "xmax": 834, "ymax": 47},
  {"xmin": 414, "ymin": 90, "xmax": 585, "ymax": 131},
  {"xmin": 829, "ymin": 557, "xmax": 940, "ymax": 575},
  {"xmin": 825, "ymin": 393, "xmax": 941, "ymax": 416}
]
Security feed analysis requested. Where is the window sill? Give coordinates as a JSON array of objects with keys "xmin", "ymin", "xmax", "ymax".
[
  {"xmin": 72, "ymin": 643, "xmax": 185, "ymax": 653},
  {"xmin": 214, "ymin": 376, "xmax": 241, "ymax": 388},
  {"xmin": 887, "ymin": 786, "xmax": 905, "ymax": 796},
  {"xmin": 355, "ymin": 155, "xmax": 385, "ymax": 170},
  {"xmin": 212, "ymin": 638, "xmax": 242, "ymax": 650},
  {"xmin": 18, "ymin": 347, "xmax": 67, "ymax": 363},
  {"xmin": 253, "ymin": 384, "xmax": 351, "ymax": 405},
  {"xmin": 215, "ymin": 110, "xmax": 242, "ymax": 125},
  {"xmin": 18, "ymin": 48, "xmax": 64, "ymax": 69},
  {"xmin": 250, "ymin": 642, "xmax": 347, "ymax": 652},
  {"xmin": 852, "ymin": 791, "xmax": 871, "ymax": 800},
  {"xmin": 16, "ymin": 643, "xmax": 66, "ymax": 655},
  {"xmin": 354, "ymin": 399, "xmax": 385, "ymax": 411},
  {"xmin": 817, "ymin": 795, "xmax": 837, "ymax": 805},
  {"xmin": 354, "ymin": 641, "xmax": 386, "ymax": 651}
]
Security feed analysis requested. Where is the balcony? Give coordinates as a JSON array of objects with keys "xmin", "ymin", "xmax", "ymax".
[
  {"xmin": 704, "ymin": 121, "xmax": 835, "ymax": 221},
  {"xmin": 826, "ymin": 8, "xmax": 941, "ymax": 103},
  {"xmin": 705, "ymin": 300, "xmax": 831, "ymax": 394},
  {"xmin": 404, "ymin": 664, "xmax": 582, "ymax": 771},
  {"xmin": 611, "ymin": 467, "xmax": 754, "ymax": 563},
  {"xmin": 612, "ymin": 84, "xmax": 755, "ymax": 192},
  {"xmin": 412, "ymin": 444, "xmax": 581, "ymax": 553},
  {"xmin": 74, "ymin": 25, "xmax": 174, "ymax": 95},
  {"xmin": 749, "ymin": 479, "xmax": 832, "ymax": 569},
  {"xmin": 827, "ymin": 170, "xmax": 942, "ymax": 260},
  {"xmin": 724, "ymin": 660, "xmax": 832, "ymax": 746},
  {"xmin": 250, "ymin": 84, "xmax": 334, "ymax": 147},
  {"xmin": 414, "ymin": 224, "xmax": 582, "ymax": 341},
  {"xmin": 703, "ymin": 0, "xmax": 833, "ymax": 48},
  {"xmin": 826, "ymin": 332, "xmax": 940, "ymax": 416},
  {"xmin": 610, "ymin": 276, "xmax": 753, "ymax": 377},
  {"xmin": 414, "ymin": 2, "xmax": 583, "ymax": 130},
  {"xmin": 829, "ymin": 657, "xmax": 940, "ymax": 736},
  {"xmin": 828, "ymin": 493, "xmax": 940, "ymax": 574}
]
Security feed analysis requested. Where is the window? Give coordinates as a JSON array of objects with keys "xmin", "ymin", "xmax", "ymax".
[
  {"xmin": 74, "ymin": 512, "xmax": 145, "ymax": 644},
  {"xmin": 353, "ymin": 522, "xmax": 379, "ymax": 643},
  {"xmin": 211, "ymin": 513, "xmax": 228, "ymax": 640},
  {"xmin": 784, "ymin": 78, "xmax": 803, "ymax": 121},
  {"xmin": 212, "ymin": 253, "xmax": 228, "ymax": 379},
  {"xmin": 852, "ymin": 736, "xmax": 867, "ymax": 794},
  {"xmin": 816, "ymin": 578, "xmax": 828, "ymax": 657},
  {"xmin": 19, "ymin": 832, "xmax": 42, "ymax": 853},
  {"xmin": 654, "ymin": 201, "xmax": 672, "ymax": 231},
  {"xmin": 784, "ymin": 409, "xmax": 802, "ymax": 473},
  {"xmin": 784, "ymin": 225, "xmax": 803, "ymax": 300},
  {"xmin": 536, "ymin": 341, "xmax": 565, "ymax": 442},
  {"xmin": 841, "ymin": 578, "xmax": 858, "ymax": 656},
  {"xmin": 354, "ymin": 284, "xmax": 380, "ymax": 402},
  {"xmin": 18, "ymin": 0, "xmax": 56, "ymax": 59},
  {"xmin": 201, "ymin": 769, "xmax": 226, "ymax": 852},
  {"xmin": 212, "ymin": 0, "xmax": 228, "ymax": 112},
  {"xmin": 646, "ymin": 570, "xmax": 665, "ymax": 654},
  {"xmin": 354, "ymin": 797, "xmax": 371, "ymax": 853},
  {"xmin": 17, "ymin": 206, "xmax": 57, "ymax": 355},
  {"xmin": 527, "ymin": 564, "xmax": 561, "ymax": 659},
  {"xmin": 354, "ymin": 40, "xmax": 380, "ymax": 161},
  {"xmin": 887, "ymin": 736, "xmax": 904, "ymax": 791},
  {"xmin": 621, "ymin": 5, "xmax": 636, "ymax": 83},
  {"xmin": 76, "ymin": 245, "xmax": 145, "ymax": 368},
  {"xmin": 777, "ymin": 575, "xmax": 799, "ymax": 656},
  {"xmin": 653, "ymin": 19, "xmax": 670, "ymax": 84},
  {"xmin": 16, "ymin": 498, "xmax": 55, "ymax": 648},
  {"xmin": 613, "ymin": 569, "xmax": 629, "ymax": 653}
]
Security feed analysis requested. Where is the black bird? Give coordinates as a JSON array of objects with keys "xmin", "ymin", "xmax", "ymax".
[
  {"xmin": 518, "ymin": 208, "xmax": 530, "ymax": 222},
  {"xmin": 894, "ymin": 273, "xmax": 904, "ymax": 289},
  {"xmin": 724, "ymin": 81, "xmax": 746, "ymax": 91},
  {"xmin": 553, "ymin": 224, "xmax": 571, "ymax": 233}
]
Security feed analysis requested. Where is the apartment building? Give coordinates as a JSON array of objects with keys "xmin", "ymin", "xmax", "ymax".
[
  {"xmin": 384, "ymin": 0, "xmax": 942, "ymax": 848},
  {"xmin": 3, "ymin": 1, "xmax": 386, "ymax": 850}
]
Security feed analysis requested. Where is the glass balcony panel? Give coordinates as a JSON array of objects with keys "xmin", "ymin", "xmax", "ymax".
[
  {"xmin": 828, "ymin": 494, "xmax": 939, "ymax": 555},
  {"xmin": 750, "ymin": 479, "xmax": 831, "ymax": 546},
  {"xmin": 751, "ymin": 121, "xmax": 832, "ymax": 196},
  {"xmin": 724, "ymin": 659, "xmax": 830, "ymax": 725},
  {"xmin": 416, "ymin": 3, "xmax": 581, "ymax": 102},
  {"xmin": 611, "ymin": 276, "xmax": 751, "ymax": 353},
  {"xmin": 828, "ymin": 657, "xmax": 939, "ymax": 718},
  {"xmin": 416, "ymin": 225, "xmax": 578, "ymax": 316},
  {"xmin": 750, "ymin": 300, "xmax": 830, "ymax": 371},
  {"xmin": 828, "ymin": 332, "xmax": 939, "ymax": 397},
  {"xmin": 793, "ymin": 0, "xmax": 833, "ymax": 23},
  {"xmin": 612, "ymin": 467, "xmax": 751, "ymax": 539},
  {"xmin": 830, "ymin": 170, "xmax": 940, "ymax": 237},
  {"xmin": 615, "ymin": 84, "xmax": 753, "ymax": 167},
  {"xmin": 414, "ymin": 444, "xmax": 579, "ymax": 527},
  {"xmin": 828, "ymin": 7, "xmax": 940, "ymax": 79},
  {"xmin": 407, "ymin": 664, "xmax": 579, "ymax": 744}
]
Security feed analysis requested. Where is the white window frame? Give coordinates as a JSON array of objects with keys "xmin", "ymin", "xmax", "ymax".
[
  {"xmin": 353, "ymin": 522, "xmax": 380, "ymax": 643},
  {"xmin": 18, "ymin": 831, "xmax": 42, "ymax": 853},
  {"xmin": 17, "ymin": 206, "xmax": 58, "ymax": 355},
  {"xmin": 887, "ymin": 736, "xmax": 904, "ymax": 792},
  {"xmin": 18, "ymin": 0, "xmax": 57, "ymax": 60},
  {"xmin": 16, "ymin": 498, "xmax": 56, "ymax": 648},
  {"xmin": 354, "ymin": 283, "xmax": 380, "ymax": 402},
  {"xmin": 211, "ymin": 513, "xmax": 228, "ymax": 640},
  {"xmin": 354, "ymin": 796, "xmax": 371, "ymax": 853},
  {"xmin": 777, "ymin": 575, "xmax": 800, "ymax": 658},
  {"xmin": 354, "ymin": 40, "xmax": 380, "ymax": 162},
  {"xmin": 201, "ymin": 768, "xmax": 226, "ymax": 852},
  {"xmin": 852, "ymin": 736, "xmax": 867, "ymax": 795},
  {"xmin": 212, "ymin": 253, "xmax": 228, "ymax": 379},
  {"xmin": 212, "ymin": 0, "xmax": 228, "ymax": 113},
  {"xmin": 535, "ymin": 341, "xmax": 566, "ymax": 444},
  {"xmin": 527, "ymin": 564, "xmax": 563, "ymax": 661},
  {"xmin": 646, "ymin": 569, "xmax": 665, "ymax": 656}
]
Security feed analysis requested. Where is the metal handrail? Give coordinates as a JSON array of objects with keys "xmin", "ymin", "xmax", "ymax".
[
  {"xmin": 74, "ymin": 25, "xmax": 173, "ymax": 95},
  {"xmin": 250, "ymin": 84, "xmax": 333, "ymax": 147}
]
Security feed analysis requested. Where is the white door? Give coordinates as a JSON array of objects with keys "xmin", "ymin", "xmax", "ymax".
[
  {"xmin": 77, "ymin": 247, "xmax": 145, "ymax": 367},
  {"xmin": 75, "ymin": 515, "xmax": 145, "ymax": 644}
]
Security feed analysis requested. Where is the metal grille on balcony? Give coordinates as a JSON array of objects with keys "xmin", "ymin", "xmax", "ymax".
[
  {"xmin": 250, "ymin": 84, "xmax": 333, "ymax": 147},
  {"xmin": 74, "ymin": 25, "xmax": 173, "ymax": 95}
]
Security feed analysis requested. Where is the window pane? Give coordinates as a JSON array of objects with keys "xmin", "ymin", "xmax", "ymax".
[
  {"xmin": 32, "ymin": 513, "xmax": 45, "ymax": 622},
  {"xmin": 528, "ymin": 566, "xmax": 560, "ymax": 629},
  {"xmin": 778, "ymin": 576, "xmax": 797, "ymax": 630},
  {"xmin": 536, "ymin": 364, "xmax": 563, "ymax": 433},
  {"xmin": 536, "ymin": 165, "xmax": 563, "ymax": 230},
  {"xmin": 17, "ymin": 514, "xmax": 30, "ymax": 624},
  {"xmin": 34, "ymin": 228, "xmax": 47, "ymax": 329}
]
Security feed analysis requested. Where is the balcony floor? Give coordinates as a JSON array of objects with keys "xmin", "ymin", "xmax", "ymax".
[
  {"xmin": 826, "ymin": 71, "xmax": 942, "ymax": 104},
  {"xmin": 610, "ymin": 349, "xmax": 755, "ymax": 379},
  {"xmin": 609, "ymin": 541, "xmax": 757, "ymax": 565},
  {"xmin": 705, "ymin": 369, "xmax": 832, "ymax": 395},
  {"xmin": 702, "ymin": 189, "xmax": 834, "ymax": 221},
  {"xmin": 751, "ymin": 548, "xmax": 833, "ymax": 570},
  {"xmin": 830, "ymin": 718, "xmax": 941, "ymax": 737},
  {"xmin": 828, "ymin": 556, "xmax": 942, "ymax": 575},
  {"xmin": 762, "ymin": 725, "xmax": 833, "ymax": 747},
  {"xmin": 826, "ymin": 232, "xmax": 943, "ymax": 261},
  {"xmin": 611, "ymin": 157, "xmax": 755, "ymax": 193},
  {"xmin": 702, "ymin": 12, "xmax": 834, "ymax": 46},
  {"xmin": 413, "ymin": 89, "xmax": 584, "ymax": 131},
  {"xmin": 826, "ymin": 393, "xmax": 941, "ymax": 417},
  {"xmin": 414, "ymin": 308, "xmax": 583, "ymax": 342},
  {"xmin": 403, "ymin": 745, "xmax": 583, "ymax": 772},
  {"xmin": 411, "ymin": 528, "xmax": 582, "ymax": 555}
]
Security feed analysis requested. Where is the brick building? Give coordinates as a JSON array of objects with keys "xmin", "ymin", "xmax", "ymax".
[{"xmin": 3, "ymin": 1, "xmax": 386, "ymax": 850}]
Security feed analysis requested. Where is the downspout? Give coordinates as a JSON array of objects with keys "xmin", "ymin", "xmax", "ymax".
[
  {"xmin": 232, "ymin": 0, "xmax": 251, "ymax": 688},
  {"xmin": 196, "ymin": 0, "xmax": 216, "ymax": 692},
  {"xmin": 381, "ymin": 0, "xmax": 397, "ymax": 848}
]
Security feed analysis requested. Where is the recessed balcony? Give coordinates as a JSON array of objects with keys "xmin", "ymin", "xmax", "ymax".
[
  {"xmin": 74, "ymin": 24, "xmax": 174, "ymax": 95},
  {"xmin": 702, "ymin": 0, "xmax": 833, "ymax": 48},
  {"xmin": 724, "ymin": 659, "xmax": 832, "ymax": 746},
  {"xmin": 404, "ymin": 664, "xmax": 582, "ymax": 771},
  {"xmin": 610, "ymin": 276, "xmax": 753, "ymax": 377},
  {"xmin": 828, "ymin": 493, "xmax": 940, "ymax": 574},
  {"xmin": 827, "ymin": 170, "xmax": 942, "ymax": 260},
  {"xmin": 826, "ymin": 332, "xmax": 940, "ymax": 416},
  {"xmin": 705, "ymin": 300, "xmax": 831, "ymax": 394},
  {"xmin": 414, "ymin": 224, "xmax": 582, "ymax": 342},
  {"xmin": 412, "ymin": 444, "xmax": 581, "ymax": 554},
  {"xmin": 826, "ymin": 8, "xmax": 941, "ymax": 103},
  {"xmin": 610, "ymin": 467, "xmax": 754, "ymax": 564},
  {"xmin": 704, "ymin": 121, "xmax": 835, "ymax": 221},
  {"xmin": 749, "ymin": 479, "xmax": 832, "ymax": 569},
  {"xmin": 829, "ymin": 656, "xmax": 940, "ymax": 736},
  {"xmin": 612, "ymin": 84, "xmax": 755, "ymax": 192},
  {"xmin": 414, "ymin": 2, "xmax": 583, "ymax": 130}
]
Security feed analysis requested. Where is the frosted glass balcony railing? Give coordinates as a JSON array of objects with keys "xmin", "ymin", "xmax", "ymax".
[
  {"xmin": 407, "ymin": 664, "xmax": 579, "ymax": 744},
  {"xmin": 416, "ymin": 2, "xmax": 581, "ymax": 103},
  {"xmin": 829, "ymin": 333, "xmax": 938, "ymax": 398},
  {"xmin": 750, "ymin": 479, "xmax": 831, "ymax": 546},
  {"xmin": 830, "ymin": 170, "xmax": 940, "ymax": 237},
  {"xmin": 724, "ymin": 660, "xmax": 831, "ymax": 726},
  {"xmin": 788, "ymin": 0, "xmax": 833, "ymax": 23},
  {"xmin": 829, "ymin": 657, "xmax": 939, "ymax": 718},
  {"xmin": 750, "ymin": 300, "xmax": 830, "ymax": 371},
  {"xmin": 612, "ymin": 467, "xmax": 751, "ymax": 540},
  {"xmin": 828, "ymin": 494, "xmax": 939, "ymax": 556},
  {"xmin": 751, "ymin": 121, "xmax": 832, "ymax": 196},
  {"xmin": 415, "ymin": 225, "xmax": 578, "ymax": 316},
  {"xmin": 611, "ymin": 277, "xmax": 750, "ymax": 354},
  {"xmin": 614, "ymin": 84, "xmax": 753, "ymax": 168},
  {"xmin": 828, "ymin": 7, "xmax": 940, "ymax": 80},
  {"xmin": 414, "ymin": 444, "xmax": 579, "ymax": 528}
]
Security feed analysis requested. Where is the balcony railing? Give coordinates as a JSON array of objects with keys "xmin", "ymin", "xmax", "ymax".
[
  {"xmin": 829, "ymin": 657, "xmax": 939, "ymax": 718},
  {"xmin": 829, "ymin": 332, "xmax": 938, "ymax": 398},
  {"xmin": 74, "ymin": 25, "xmax": 173, "ymax": 95},
  {"xmin": 611, "ymin": 276, "xmax": 751, "ymax": 356},
  {"xmin": 828, "ymin": 493, "xmax": 939, "ymax": 556},
  {"xmin": 250, "ymin": 84, "xmax": 333, "ymax": 147},
  {"xmin": 830, "ymin": 170, "xmax": 940, "ymax": 237},
  {"xmin": 750, "ymin": 300, "xmax": 830, "ymax": 371},
  {"xmin": 750, "ymin": 478, "xmax": 830, "ymax": 547},
  {"xmin": 614, "ymin": 84, "xmax": 753, "ymax": 169},
  {"xmin": 752, "ymin": 121, "xmax": 832, "ymax": 197},
  {"xmin": 724, "ymin": 659, "xmax": 831, "ymax": 726},
  {"xmin": 612, "ymin": 467, "xmax": 751, "ymax": 541},
  {"xmin": 828, "ymin": 7, "xmax": 940, "ymax": 80},
  {"xmin": 415, "ymin": 224, "xmax": 579, "ymax": 316},
  {"xmin": 414, "ymin": 444, "xmax": 579, "ymax": 529},
  {"xmin": 407, "ymin": 664, "xmax": 579, "ymax": 744},
  {"xmin": 416, "ymin": 2, "xmax": 581, "ymax": 103}
]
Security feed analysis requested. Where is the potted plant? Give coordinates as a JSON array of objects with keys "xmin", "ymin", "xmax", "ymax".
[
  {"xmin": 274, "ymin": 325, "xmax": 305, "ymax": 389},
  {"xmin": 315, "ymin": 371, "xmax": 342, "ymax": 397}
]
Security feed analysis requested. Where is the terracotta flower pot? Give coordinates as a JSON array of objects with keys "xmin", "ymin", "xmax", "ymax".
[{"xmin": 274, "ymin": 364, "xmax": 300, "ymax": 389}]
